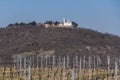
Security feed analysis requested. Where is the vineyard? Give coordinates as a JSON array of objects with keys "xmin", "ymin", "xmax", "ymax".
[{"xmin": 0, "ymin": 54, "xmax": 120, "ymax": 80}]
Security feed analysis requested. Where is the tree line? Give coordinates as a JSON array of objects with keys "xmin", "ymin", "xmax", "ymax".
[
  {"xmin": 8, "ymin": 21, "xmax": 37, "ymax": 27},
  {"xmin": 7, "ymin": 20, "xmax": 78, "ymax": 27}
]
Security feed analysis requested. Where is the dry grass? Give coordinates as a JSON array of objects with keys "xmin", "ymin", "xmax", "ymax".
[{"xmin": 0, "ymin": 67, "xmax": 120, "ymax": 80}]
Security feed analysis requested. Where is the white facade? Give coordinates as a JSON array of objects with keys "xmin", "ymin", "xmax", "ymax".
[
  {"xmin": 63, "ymin": 18, "xmax": 72, "ymax": 26},
  {"xmin": 44, "ymin": 18, "xmax": 73, "ymax": 28}
]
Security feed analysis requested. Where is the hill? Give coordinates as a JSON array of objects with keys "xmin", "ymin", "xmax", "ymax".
[{"xmin": 0, "ymin": 24, "xmax": 120, "ymax": 57}]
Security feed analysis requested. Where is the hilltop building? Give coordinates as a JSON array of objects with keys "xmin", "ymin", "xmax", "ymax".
[
  {"xmin": 7, "ymin": 18, "xmax": 78, "ymax": 29},
  {"xmin": 44, "ymin": 18, "xmax": 77, "ymax": 28},
  {"xmin": 60, "ymin": 18, "xmax": 73, "ymax": 27}
]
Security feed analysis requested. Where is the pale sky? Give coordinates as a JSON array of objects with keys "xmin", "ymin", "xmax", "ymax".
[{"xmin": 0, "ymin": 0, "xmax": 120, "ymax": 36}]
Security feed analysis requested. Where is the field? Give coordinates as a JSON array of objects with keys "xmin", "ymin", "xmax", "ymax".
[{"xmin": 0, "ymin": 54, "xmax": 120, "ymax": 80}]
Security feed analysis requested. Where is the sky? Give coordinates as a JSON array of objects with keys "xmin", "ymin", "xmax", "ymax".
[{"xmin": 0, "ymin": 0, "xmax": 120, "ymax": 36}]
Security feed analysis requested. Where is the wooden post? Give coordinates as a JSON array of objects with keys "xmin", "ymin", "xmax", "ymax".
[
  {"xmin": 2, "ymin": 66, "xmax": 5, "ymax": 80},
  {"xmin": 45, "ymin": 55, "xmax": 48, "ymax": 68},
  {"xmin": 63, "ymin": 57, "xmax": 66, "ymax": 70},
  {"xmin": 83, "ymin": 55, "xmax": 85, "ymax": 69},
  {"xmin": 10, "ymin": 65, "xmax": 13, "ymax": 80},
  {"xmin": 40, "ymin": 56, "xmax": 43, "ymax": 69},
  {"xmin": 82, "ymin": 55, "xmax": 85, "ymax": 80},
  {"xmin": 118, "ymin": 55, "xmax": 120, "ymax": 68},
  {"xmin": 75, "ymin": 55, "xmax": 78, "ymax": 68},
  {"xmin": 24, "ymin": 57, "xmax": 26, "ymax": 80},
  {"xmin": 75, "ymin": 55, "xmax": 78, "ymax": 78},
  {"xmin": 79, "ymin": 57, "xmax": 82, "ymax": 80},
  {"xmin": 37, "ymin": 56, "xmax": 39, "ymax": 68},
  {"xmin": 16, "ymin": 55, "xmax": 19, "ymax": 80},
  {"xmin": 32, "ymin": 55, "xmax": 35, "ymax": 69},
  {"xmin": 62, "ymin": 70, "xmax": 66, "ymax": 80},
  {"xmin": 88, "ymin": 56, "xmax": 91, "ymax": 80},
  {"xmin": 67, "ymin": 55, "xmax": 69, "ymax": 68},
  {"xmin": 16, "ymin": 55, "xmax": 19, "ymax": 72},
  {"xmin": 73, "ymin": 57, "xmax": 75, "ymax": 69},
  {"xmin": 51, "ymin": 70, "xmax": 54, "ymax": 80},
  {"xmin": 59, "ymin": 56, "xmax": 61, "ymax": 68},
  {"xmin": 118, "ymin": 55, "xmax": 120, "ymax": 78},
  {"xmin": 28, "ymin": 57, "xmax": 31, "ymax": 80},
  {"xmin": 93, "ymin": 55, "xmax": 96, "ymax": 71},
  {"xmin": 52, "ymin": 55, "xmax": 55, "ymax": 69},
  {"xmin": 115, "ymin": 59, "xmax": 118, "ymax": 80},
  {"xmin": 13, "ymin": 55, "xmax": 16, "ymax": 69},
  {"xmin": 19, "ymin": 55, "xmax": 22, "ymax": 80},
  {"xmin": 107, "ymin": 55, "xmax": 110, "ymax": 80},
  {"xmin": 93, "ymin": 55, "xmax": 96, "ymax": 80},
  {"xmin": 71, "ymin": 69, "xmax": 75, "ymax": 80},
  {"xmin": 96, "ymin": 55, "xmax": 100, "ymax": 79}
]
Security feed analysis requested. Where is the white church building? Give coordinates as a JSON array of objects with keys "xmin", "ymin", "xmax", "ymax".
[
  {"xmin": 44, "ymin": 18, "xmax": 75, "ymax": 28},
  {"xmin": 63, "ymin": 18, "xmax": 72, "ymax": 26},
  {"xmin": 58, "ymin": 18, "xmax": 73, "ymax": 28}
]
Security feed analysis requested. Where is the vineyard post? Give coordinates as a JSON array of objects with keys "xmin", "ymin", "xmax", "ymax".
[
  {"xmin": 10, "ymin": 64, "xmax": 14, "ymax": 80},
  {"xmin": 107, "ymin": 55, "xmax": 110, "ymax": 80},
  {"xmin": 93, "ymin": 55, "xmax": 96, "ymax": 71},
  {"xmin": 19, "ymin": 55, "xmax": 22, "ymax": 80},
  {"xmin": 67, "ymin": 55, "xmax": 69, "ymax": 68},
  {"xmin": 24, "ymin": 57, "xmax": 26, "ymax": 80},
  {"xmin": 71, "ymin": 69, "xmax": 75, "ymax": 80},
  {"xmin": 59, "ymin": 56, "xmax": 61, "ymax": 68},
  {"xmin": 118, "ymin": 55, "xmax": 120, "ymax": 75},
  {"xmin": 88, "ymin": 56, "xmax": 92, "ymax": 80},
  {"xmin": 45, "ymin": 55, "xmax": 48, "ymax": 68},
  {"xmin": 3, "ymin": 65, "xmax": 5, "ymax": 80},
  {"xmin": 13, "ymin": 55, "xmax": 16, "ymax": 69},
  {"xmin": 62, "ymin": 69, "xmax": 66, "ymax": 80},
  {"xmin": 75, "ymin": 55, "xmax": 78, "ymax": 68},
  {"xmin": 37, "ymin": 56, "xmax": 39, "ymax": 69},
  {"xmin": 52, "ymin": 55, "xmax": 55, "ymax": 70},
  {"xmin": 73, "ymin": 57, "xmax": 75, "ymax": 69},
  {"xmin": 28, "ymin": 57, "xmax": 31, "ymax": 80},
  {"xmin": 96, "ymin": 55, "xmax": 100, "ymax": 79},
  {"xmin": 33, "ymin": 55, "xmax": 34, "ymax": 70},
  {"xmin": 115, "ymin": 58, "xmax": 118, "ymax": 80},
  {"xmin": 75, "ymin": 55, "xmax": 78, "ymax": 78},
  {"xmin": 79, "ymin": 57, "xmax": 82, "ymax": 80},
  {"xmin": 83, "ymin": 55, "xmax": 85, "ymax": 79},
  {"xmin": 16, "ymin": 55, "xmax": 19, "ymax": 80},
  {"xmin": 63, "ymin": 57, "xmax": 66, "ymax": 70},
  {"xmin": 40, "ymin": 56, "xmax": 43, "ymax": 69},
  {"xmin": 93, "ymin": 55, "xmax": 96, "ymax": 80}
]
